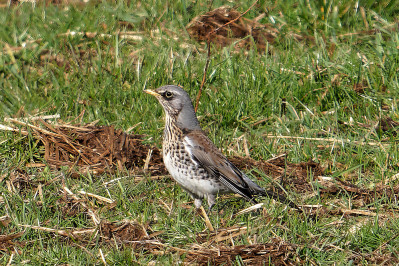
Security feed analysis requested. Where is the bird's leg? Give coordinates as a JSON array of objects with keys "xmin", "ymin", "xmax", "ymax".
[
  {"xmin": 207, "ymin": 194, "xmax": 216, "ymax": 214},
  {"xmin": 187, "ymin": 195, "xmax": 214, "ymax": 231},
  {"xmin": 199, "ymin": 206, "xmax": 214, "ymax": 231}
]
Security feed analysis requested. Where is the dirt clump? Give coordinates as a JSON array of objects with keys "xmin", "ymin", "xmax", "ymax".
[
  {"xmin": 185, "ymin": 238, "xmax": 300, "ymax": 265},
  {"xmin": 186, "ymin": 6, "xmax": 278, "ymax": 52}
]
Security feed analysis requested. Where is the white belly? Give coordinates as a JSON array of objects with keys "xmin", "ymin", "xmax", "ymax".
[{"xmin": 163, "ymin": 151, "xmax": 228, "ymax": 199}]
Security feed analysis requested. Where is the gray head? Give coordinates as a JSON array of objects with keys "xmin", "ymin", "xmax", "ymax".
[{"xmin": 144, "ymin": 85, "xmax": 201, "ymax": 130}]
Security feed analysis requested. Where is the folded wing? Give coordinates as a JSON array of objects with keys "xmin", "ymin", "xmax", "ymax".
[{"xmin": 183, "ymin": 130, "xmax": 266, "ymax": 202}]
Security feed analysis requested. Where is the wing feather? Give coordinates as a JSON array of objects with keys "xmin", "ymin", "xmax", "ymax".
[{"xmin": 183, "ymin": 130, "xmax": 265, "ymax": 201}]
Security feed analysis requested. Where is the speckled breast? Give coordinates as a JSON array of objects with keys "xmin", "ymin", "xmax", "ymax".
[{"xmin": 162, "ymin": 139, "xmax": 229, "ymax": 198}]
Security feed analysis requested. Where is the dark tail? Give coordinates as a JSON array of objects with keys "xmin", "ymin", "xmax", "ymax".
[
  {"xmin": 256, "ymin": 189, "xmax": 301, "ymax": 211},
  {"xmin": 243, "ymin": 174, "xmax": 300, "ymax": 210}
]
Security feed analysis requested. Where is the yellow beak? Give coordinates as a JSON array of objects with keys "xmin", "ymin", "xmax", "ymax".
[{"xmin": 144, "ymin": 89, "xmax": 160, "ymax": 97}]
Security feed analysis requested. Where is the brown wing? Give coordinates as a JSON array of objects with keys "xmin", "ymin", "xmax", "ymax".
[
  {"xmin": 183, "ymin": 130, "xmax": 300, "ymax": 210},
  {"xmin": 183, "ymin": 130, "xmax": 264, "ymax": 201}
]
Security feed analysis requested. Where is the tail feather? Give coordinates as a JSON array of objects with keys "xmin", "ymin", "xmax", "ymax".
[
  {"xmin": 259, "ymin": 189, "xmax": 300, "ymax": 210},
  {"xmin": 243, "ymin": 174, "xmax": 300, "ymax": 210}
]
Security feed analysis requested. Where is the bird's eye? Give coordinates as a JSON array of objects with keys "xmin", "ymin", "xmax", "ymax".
[{"xmin": 164, "ymin": 91, "xmax": 173, "ymax": 99}]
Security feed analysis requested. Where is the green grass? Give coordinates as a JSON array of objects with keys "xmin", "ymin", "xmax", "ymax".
[{"xmin": 1, "ymin": 0, "xmax": 399, "ymax": 264}]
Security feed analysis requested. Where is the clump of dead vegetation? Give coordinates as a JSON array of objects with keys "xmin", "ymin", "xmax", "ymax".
[
  {"xmin": 185, "ymin": 238, "xmax": 300, "ymax": 265},
  {"xmin": 2, "ymin": 117, "xmax": 166, "ymax": 176},
  {"xmin": 187, "ymin": 6, "xmax": 279, "ymax": 52}
]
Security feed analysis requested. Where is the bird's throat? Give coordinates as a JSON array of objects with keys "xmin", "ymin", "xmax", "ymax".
[{"xmin": 164, "ymin": 115, "xmax": 183, "ymax": 142}]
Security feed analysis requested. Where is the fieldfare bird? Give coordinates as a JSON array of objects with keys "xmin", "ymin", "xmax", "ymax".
[{"xmin": 145, "ymin": 85, "xmax": 296, "ymax": 211}]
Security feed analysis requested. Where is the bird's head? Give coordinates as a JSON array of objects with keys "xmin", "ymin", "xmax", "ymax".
[{"xmin": 144, "ymin": 85, "xmax": 201, "ymax": 130}]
